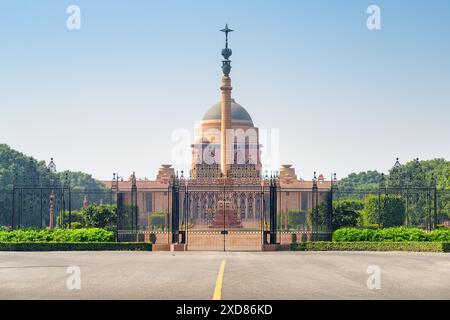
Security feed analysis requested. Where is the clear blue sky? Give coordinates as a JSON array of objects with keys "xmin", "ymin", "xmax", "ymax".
[{"xmin": 1, "ymin": 0, "xmax": 449, "ymax": 180}]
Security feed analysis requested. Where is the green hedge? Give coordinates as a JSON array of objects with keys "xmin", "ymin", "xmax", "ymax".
[
  {"xmin": 291, "ymin": 241, "xmax": 450, "ymax": 252},
  {"xmin": 0, "ymin": 242, "xmax": 152, "ymax": 251},
  {"xmin": 0, "ymin": 228, "xmax": 114, "ymax": 242},
  {"xmin": 333, "ymin": 227, "xmax": 450, "ymax": 242}
]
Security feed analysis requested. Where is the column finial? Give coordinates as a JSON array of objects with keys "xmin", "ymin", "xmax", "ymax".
[{"xmin": 220, "ymin": 24, "xmax": 234, "ymax": 76}]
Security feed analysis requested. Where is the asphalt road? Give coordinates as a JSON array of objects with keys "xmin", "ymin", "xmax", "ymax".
[{"xmin": 0, "ymin": 251, "xmax": 449, "ymax": 299}]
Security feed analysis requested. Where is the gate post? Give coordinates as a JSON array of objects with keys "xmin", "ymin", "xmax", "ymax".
[
  {"xmin": 112, "ymin": 173, "xmax": 119, "ymax": 242},
  {"xmin": 131, "ymin": 172, "xmax": 138, "ymax": 240},
  {"xmin": 432, "ymin": 173, "xmax": 438, "ymax": 230},
  {"xmin": 269, "ymin": 176, "xmax": 277, "ymax": 244},
  {"xmin": 312, "ymin": 172, "xmax": 318, "ymax": 241},
  {"xmin": 327, "ymin": 176, "xmax": 334, "ymax": 237},
  {"xmin": 171, "ymin": 176, "xmax": 180, "ymax": 243}
]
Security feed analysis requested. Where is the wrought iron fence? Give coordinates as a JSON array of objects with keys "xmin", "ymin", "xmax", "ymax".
[
  {"xmin": 115, "ymin": 177, "xmax": 334, "ymax": 250},
  {"xmin": 332, "ymin": 187, "xmax": 450, "ymax": 230},
  {"xmin": 0, "ymin": 188, "xmax": 114, "ymax": 229},
  {"xmin": 3, "ymin": 177, "xmax": 448, "ymax": 251}
]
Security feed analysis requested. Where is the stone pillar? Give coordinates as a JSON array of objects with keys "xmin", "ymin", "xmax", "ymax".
[{"xmin": 220, "ymin": 75, "xmax": 232, "ymax": 176}]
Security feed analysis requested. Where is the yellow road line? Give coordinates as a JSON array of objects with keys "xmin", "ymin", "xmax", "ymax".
[{"xmin": 212, "ymin": 260, "xmax": 226, "ymax": 300}]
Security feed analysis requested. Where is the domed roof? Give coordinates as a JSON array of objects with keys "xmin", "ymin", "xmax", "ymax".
[{"xmin": 202, "ymin": 99, "xmax": 253, "ymax": 125}]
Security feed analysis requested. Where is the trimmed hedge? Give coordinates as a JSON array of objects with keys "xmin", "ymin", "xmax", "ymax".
[
  {"xmin": 0, "ymin": 242, "xmax": 152, "ymax": 251},
  {"xmin": 333, "ymin": 227, "xmax": 450, "ymax": 242},
  {"xmin": 0, "ymin": 228, "xmax": 114, "ymax": 242},
  {"xmin": 291, "ymin": 241, "xmax": 450, "ymax": 252}
]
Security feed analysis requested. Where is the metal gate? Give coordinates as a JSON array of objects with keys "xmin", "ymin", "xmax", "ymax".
[
  {"xmin": 182, "ymin": 179, "xmax": 265, "ymax": 251},
  {"xmin": 117, "ymin": 174, "xmax": 333, "ymax": 251}
]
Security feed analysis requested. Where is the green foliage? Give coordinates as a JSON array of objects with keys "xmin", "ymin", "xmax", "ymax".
[
  {"xmin": 56, "ymin": 205, "xmax": 117, "ymax": 231},
  {"xmin": 0, "ymin": 144, "xmax": 105, "ymax": 191},
  {"xmin": 0, "ymin": 228, "xmax": 114, "ymax": 242},
  {"xmin": 0, "ymin": 242, "xmax": 152, "ymax": 251},
  {"xmin": 428, "ymin": 228, "xmax": 450, "ymax": 242},
  {"xmin": 57, "ymin": 171, "xmax": 106, "ymax": 191},
  {"xmin": 287, "ymin": 210, "xmax": 306, "ymax": 230},
  {"xmin": 69, "ymin": 222, "xmax": 83, "ymax": 229},
  {"xmin": 332, "ymin": 227, "xmax": 450, "ymax": 242},
  {"xmin": 82, "ymin": 204, "xmax": 117, "ymax": 229},
  {"xmin": 0, "ymin": 144, "xmax": 108, "ymax": 227},
  {"xmin": 149, "ymin": 212, "xmax": 166, "ymax": 230},
  {"xmin": 56, "ymin": 210, "xmax": 84, "ymax": 228},
  {"xmin": 332, "ymin": 199, "xmax": 363, "ymax": 230},
  {"xmin": 363, "ymin": 194, "xmax": 405, "ymax": 227},
  {"xmin": 335, "ymin": 171, "xmax": 382, "ymax": 193},
  {"xmin": 118, "ymin": 204, "xmax": 139, "ymax": 230},
  {"xmin": 291, "ymin": 241, "xmax": 449, "ymax": 252},
  {"xmin": 307, "ymin": 203, "xmax": 329, "ymax": 231}
]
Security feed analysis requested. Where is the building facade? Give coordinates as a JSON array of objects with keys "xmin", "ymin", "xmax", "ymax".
[{"xmin": 102, "ymin": 25, "xmax": 334, "ymax": 232}]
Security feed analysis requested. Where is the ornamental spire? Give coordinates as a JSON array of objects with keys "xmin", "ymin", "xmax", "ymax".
[{"xmin": 220, "ymin": 24, "xmax": 234, "ymax": 76}]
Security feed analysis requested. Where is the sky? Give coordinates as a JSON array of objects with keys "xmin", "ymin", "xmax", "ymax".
[{"xmin": 0, "ymin": 0, "xmax": 449, "ymax": 181}]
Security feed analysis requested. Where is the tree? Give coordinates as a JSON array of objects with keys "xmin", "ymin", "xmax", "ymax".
[
  {"xmin": 387, "ymin": 158, "xmax": 450, "ymax": 225},
  {"xmin": 307, "ymin": 204, "xmax": 330, "ymax": 232},
  {"xmin": 0, "ymin": 144, "xmax": 105, "ymax": 191},
  {"xmin": 332, "ymin": 199, "xmax": 363, "ymax": 230},
  {"xmin": 81, "ymin": 204, "xmax": 117, "ymax": 230},
  {"xmin": 363, "ymin": 194, "xmax": 405, "ymax": 228},
  {"xmin": 335, "ymin": 171, "xmax": 382, "ymax": 194}
]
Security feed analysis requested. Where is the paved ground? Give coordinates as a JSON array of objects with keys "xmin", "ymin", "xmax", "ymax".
[{"xmin": 0, "ymin": 251, "xmax": 449, "ymax": 299}]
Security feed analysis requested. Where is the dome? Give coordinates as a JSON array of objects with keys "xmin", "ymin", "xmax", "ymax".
[{"xmin": 202, "ymin": 99, "xmax": 253, "ymax": 126}]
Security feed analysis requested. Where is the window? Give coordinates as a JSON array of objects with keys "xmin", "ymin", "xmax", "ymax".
[
  {"xmin": 301, "ymin": 192, "xmax": 308, "ymax": 211},
  {"xmin": 145, "ymin": 193, "xmax": 153, "ymax": 213}
]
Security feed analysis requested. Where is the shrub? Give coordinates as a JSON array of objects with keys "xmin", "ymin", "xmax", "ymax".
[
  {"xmin": 363, "ymin": 194, "xmax": 405, "ymax": 227},
  {"xmin": 332, "ymin": 199, "xmax": 363, "ymax": 230},
  {"xmin": 332, "ymin": 227, "xmax": 450, "ymax": 242},
  {"xmin": 82, "ymin": 204, "xmax": 117, "ymax": 229},
  {"xmin": 0, "ymin": 242, "xmax": 152, "ymax": 251},
  {"xmin": 0, "ymin": 228, "xmax": 114, "ymax": 243},
  {"xmin": 69, "ymin": 222, "xmax": 83, "ymax": 229},
  {"xmin": 429, "ymin": 228, "xmax": 450, "ymax": 242},
  {"xmin": 57, "ymin": 210, "xmax": 85, "ymax": 228},
  {"xmin": 333, "ymin": 228, "xmax": 376, "ymax": 241},
  {"xmin": 291, "ymin": 241, "xmax": 449, "ymax": 252},
  {"xmin": 149, "ymin": 212, "xmax": 166, "ymax": 230}
]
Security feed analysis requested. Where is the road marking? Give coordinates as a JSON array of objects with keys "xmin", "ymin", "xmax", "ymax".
[{"xmin": 212, "ymin": 260, "xmax": 226, "ymax": 300}]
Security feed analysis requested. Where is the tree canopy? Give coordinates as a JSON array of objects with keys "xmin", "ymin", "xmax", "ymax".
[
  {"xmin": 0, "ymin": 144, "xmax": 104, "ymax": 190},
  {"xmin": 335, "ymin": 170, "xmax": 382, "ymax": 193}
]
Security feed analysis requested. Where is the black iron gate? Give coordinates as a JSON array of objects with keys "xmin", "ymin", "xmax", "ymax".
[
  {"xmin": 182, "ymin": 178, "xmax": 266, "ymax": 251},
  {"xmin": 115, "ymin": 174, "xmax": 333, "ymax": 250}
]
